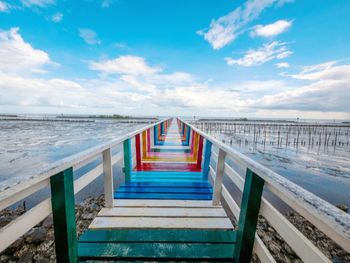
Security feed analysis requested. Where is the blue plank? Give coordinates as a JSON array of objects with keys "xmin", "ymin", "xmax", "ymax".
[
  {"xmin": 120, "ymin": 182, "xmax": 211, "ymax": 188},
  {"xmin": 117, "ymin": 187, "xmax": 213, "ymax": 194},
  {"xmin": 114, "ymin": 192, "xmax": 212, "ymax": 200}
]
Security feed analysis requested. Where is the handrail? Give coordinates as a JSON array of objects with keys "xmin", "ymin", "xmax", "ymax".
[
  {"xmin": 0, "ymin": 119, "xmax": 164, "ymax": 210},
  {"xmin": 180, "ymin": 118, "xmax": 350, "ymax": 257},
  {"xmin": 0, "ymin": 118, "xmax": 167, "ymax": 254}
]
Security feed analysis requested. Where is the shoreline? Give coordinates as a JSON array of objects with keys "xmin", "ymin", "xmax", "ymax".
[{"xmin": 0, "ymin": 195, "xmax": 349, "ymax": 263}]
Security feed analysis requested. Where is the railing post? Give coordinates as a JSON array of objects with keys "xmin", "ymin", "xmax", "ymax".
[
  {"xmin": 103, "ymin": 148, "xmax": 114, "ymax": 208},
  {"xmin": 135, "ymin": 134, "xmax": 142, "ymax": 170},
  {"xmin": 196, "ymin": 135, "xmax": 204, "ymax": 169},
  {"xmin": 50, "ymin": 167, "xmax": 78, "ymax": 263},
  {"xmin": 212, "ymin": 148, "xmax": 226, "ymax": 205},
  {"xmin": 202, "ymin": 140, "xmax": 212, "ymax": 181},
  {"xmin": 234, "ymin": 168, "xmax": 264, "ymax": 263},
  {"xmin": 123, "ymin": 139, "xmax": 131, "ymax": 182}
]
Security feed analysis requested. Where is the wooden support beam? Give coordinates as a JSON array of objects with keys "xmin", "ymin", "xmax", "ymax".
[
  {"xmin": 196, "ymin": 135, "xmax": 204, "ymax": 169},
  {"xmin": 123, "ymin": 139, "xmax": 131, "ymax": 182},
  {"xmin": 212, "ymin": 148, "xmax": 226, "ymax": 205},
  {"xmin": 50, "ymin": 168, "xmax": 78, "ymax": 263},
  {"xmin": 202, "ymin": 140, "xmax": 212, "ymax": 181},
  {"xmin": 135, "ymin": 134, "xmax": 142, "ymax": 169},
  {"xmin": 234, "ymin": 168, "xmax": 264, "ymax": 263},
  {"xmin": 103, "ymin": 148, "xmax": 114, "ymax": 208}
]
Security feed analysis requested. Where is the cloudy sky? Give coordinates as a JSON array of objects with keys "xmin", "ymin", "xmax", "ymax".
[{"xmin": 0, "ymin": 0, "xmax": 349, "ymax": 119}]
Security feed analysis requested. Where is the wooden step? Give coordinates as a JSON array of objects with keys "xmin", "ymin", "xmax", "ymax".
[
  {"xmin": 89, "ymin": 217, "xmax": 233, "ymax": 230},
  {"xmin": 98, "ymin": 207, "xmax": 227, "ymax": 217},
  {"xmin": 115, "ymin": 181, "xmax": 213, "ymax": 200},
  {"xmin": 113, "ymin": 199, "xmax": 219, "ymax": 208},
  {"xmin": 78, "ymin": 229, "xmax": 236, "ymax": 262}
]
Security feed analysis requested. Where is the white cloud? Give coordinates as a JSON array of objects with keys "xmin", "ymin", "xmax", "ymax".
[
  {"xmin": 0, "ymin": 1, "xmax": 9, "ymax": 12},
  {"xmin": 20, "ymin": 0, "xmax": 55, "ymax": 7},
  {"xmin": 79, "ymin": 28, "xmax": 101, "ymax": 45},
  {"xmin": 276, "ymin": 62, "xmax": 290, "ymax": 68},
  {"xmin": 197, "ymin": 0, "xmax": 292, "ymax": 49},
  {"xmin": 51, "ymin": 12, "xmax": 63, "ymax": 23},
  {"xmin": 0, "ymin": 27, "xmax": 348, "ymax": 118},
  {"xmin": 115, "ymin": 42, "xmax": 129, "ymax": 49},
  {"xmin": 251, "ymin": 20, "xmax": 292, "ymax": 37},
  {"xmin": 89, "ymin": 55, "xmax": 162, "ymax": 76},
  {"xmin": 225, "ymin": 41, "xmax": 292, "ymax": 67},
  {"xmin": 255, "ymin": 61, "xmax": 350, "ymax": 113},
  {"xmin": 0, "ymin": 28, "xmax": 56, "ymax": 75},
  {"xmin": 101, "ymin": 0, "xmax": 116, "ymax": 8}
]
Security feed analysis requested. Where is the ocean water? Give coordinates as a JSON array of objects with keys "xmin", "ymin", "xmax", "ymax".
[
  {"xmin": 0, "ymin": 120, "xmax": 144, "ymax": 190},
  {"xmin": 1, "ymin": 119, "xmax": 349, "ymax": 213},
  {"xmin": 200, "ymin": 123, "xmax": 350, "ymax": 212}
]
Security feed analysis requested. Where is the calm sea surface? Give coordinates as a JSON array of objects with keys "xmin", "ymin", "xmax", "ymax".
[
  {"xmin": 0, "ymin": 119, "xmax": 349, "ymax": 213},
  {"xmin": 0, "ymin": 120, "xmax": 144, "ymax": 190}
]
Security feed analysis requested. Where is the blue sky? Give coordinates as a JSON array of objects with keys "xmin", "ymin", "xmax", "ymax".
[{"xmin": 0, "ymin": 0, "xmax": 349, "ymax": 119}]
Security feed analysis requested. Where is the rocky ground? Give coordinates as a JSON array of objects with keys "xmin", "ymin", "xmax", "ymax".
[
  {"xmin": 0, "ymin": 195, "xmax": 104, "ymax": 262},
  {"xmin": 0, "ymin": 196, "xmax": 349, "ymax": 263}
]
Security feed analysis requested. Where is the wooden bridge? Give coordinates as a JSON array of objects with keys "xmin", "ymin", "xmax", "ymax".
[{"xmin": 0, "ymin": 118, "xmax": 349, "ymax": 262}]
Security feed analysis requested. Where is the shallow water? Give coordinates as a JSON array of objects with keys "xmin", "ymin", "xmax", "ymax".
[
  {"xmin": 0, "ymin": 120, "xmax": 144, "ymax": 190},
  {"xmin": 203, "ymin": 124, "xmax": 350, "ymax": 212}
]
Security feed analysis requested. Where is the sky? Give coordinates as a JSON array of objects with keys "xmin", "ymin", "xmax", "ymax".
[{"xmin": 0, "ymin": 0, "xmax": 350, "ymax": 119}]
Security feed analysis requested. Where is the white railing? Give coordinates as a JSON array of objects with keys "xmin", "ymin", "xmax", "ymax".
[
  {"xmin": 182, "ymin": 119, "xmax": 350, "ymax": 263},
  {"xmin": 0, "ymin": 119, "xmax": 164, "ymax": 253}
]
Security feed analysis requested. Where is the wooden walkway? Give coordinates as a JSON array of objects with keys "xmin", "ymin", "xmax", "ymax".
[
  {"xmin": 2, "ymin": 117, "xmax": 348, "ymax": 262},
  {"xmin": 78, "ymin": 119, "xmax": 235, "ymax": 261}
]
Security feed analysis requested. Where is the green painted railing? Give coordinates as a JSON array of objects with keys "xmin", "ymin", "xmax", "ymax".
[
  {"xmin": 0, "ymin": 117, "xmax": 349, "ymax": 263},
  {"xmin": 0, "ymin": 119, "xmax": 167, "ymax": 262},
  {"xmin": 180, "ymin": 118, "xmax": 350, "ymax": 263}
]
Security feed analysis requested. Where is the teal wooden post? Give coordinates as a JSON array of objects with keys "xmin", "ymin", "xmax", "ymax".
[
  {"xmin": 202, "ymin": 140, "xmax": 212, "ymax": 181},
  {"xmin": 234, "ymin": 168, "xmax": 264, "ymax": 263},
  {"xmin": 123, "ymin": 139, "xmax": 131, "ymax": 182},
  {"xmin": 50, "ymin": 167, "xmax": 78, "ymax": 263}
]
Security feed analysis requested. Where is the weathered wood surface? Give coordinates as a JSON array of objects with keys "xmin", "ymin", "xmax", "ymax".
[
  {"xmin": 98, "ymin": 207, "xmax": 227, "ymax": 217},
  {"xmin": 0, "ymin": 119, "xmax": 164, "ymax": 207},
  {"xmin": 89, "ymin": 216, "xmax": 233, "ymax": 230},
  {"xmin": 183, "ymin": 119, "xmax": 350, "ymax": 253}
]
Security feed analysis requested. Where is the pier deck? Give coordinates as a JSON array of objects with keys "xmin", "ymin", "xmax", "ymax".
[
  {"xmin": 1, "ymin": 117, "xmax": 349, "ymax": 263},
  {"xmin": 79, "ymin": 119, "xmax": 235, "ymax": 261}
]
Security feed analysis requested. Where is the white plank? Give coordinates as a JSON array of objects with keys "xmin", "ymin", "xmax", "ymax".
[
  {"xmin": 74, "ymin": 164, "xmax": 103, "ymax": 194},
  {"xmin": 0, "ymin": 177, "xmax": 50, "ymax": 211},
  {"xmin": 113, "ymin": 199, "xmax": 220, "ymax": 208},
  {"xmin": 260, "ymin": 199, "xmax": 331, "ymax": 263},
  {"xmin": 73, "ymin": 153, "xmax": 101, "ymax": 171},
  {"xmin": 0, "ymin": 118, "xmax": 166, "ymax": 204},
  {"xmin": 213, "ymin": 149, "xmax": 226, "ymax": 205},
  {"xmin": 103, "ymin": 148, "xmax": 114, "ymax": 208},
  {"xmin": 111, "ymin": 151, "xmax": 123, "ymax": 165},
  {"xmin": 254, "ymin": 235, "xmax": 277, "ymax": 263},
  {"xmin": 224, "ymin": 163, "xmax": 244, "ymax": 191},
  {"xmin": 0, "ymin": 198, "xmax": 51, "ymax": 253},
  {"xmin": 224, "ymin": 160, "xmax": 330, "ymax": 262},
  {"xmin": 89, "ymin": 216, "xmax": 234, "ymax": 230},
  {"xmin": 98, "ymin": 207, "xmax": 228, "ymax": 217},
  {"xmin": 183, "ymin": 119, "xmax": 350, "ymax": 253}
]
